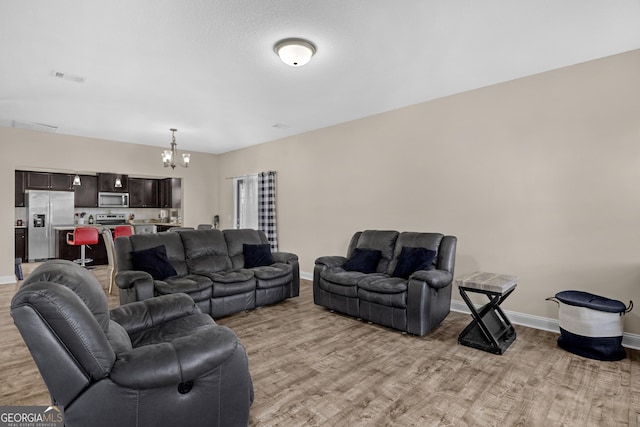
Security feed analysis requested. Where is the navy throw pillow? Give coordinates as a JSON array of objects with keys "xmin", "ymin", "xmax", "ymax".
[
  {"xmin": 131, "ymin": 245, "xmax": 177, "ymax": 280},
  {"xmin": 244, "ymin": 244, "xmax": 274, "ymax": 268},
  {"xmin": 343, "ymin": 248, "xmax": 382, "ymax": 274},
  {"xmin": 392, "ymin": 246, "xmax": 437, "ymax": 279}
]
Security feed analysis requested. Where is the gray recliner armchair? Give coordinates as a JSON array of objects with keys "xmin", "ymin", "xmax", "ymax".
[{"xmin": 11, "ymin": 260, "xmax": 253, "ymax": 427}]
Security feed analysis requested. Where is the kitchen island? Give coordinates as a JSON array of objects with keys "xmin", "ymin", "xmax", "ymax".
[
  {"xmin": 54, "ymin": 226, "xmax": 108, "ymax": 266},
  {"xmin": 52, "ymin": 222, "xmax": 184, "ymax": 265}
]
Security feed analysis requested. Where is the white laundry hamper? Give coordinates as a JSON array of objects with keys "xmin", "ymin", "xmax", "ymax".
[{"xmin": 548, "ymin": 290, "xmax": 632, "ymax": 361}]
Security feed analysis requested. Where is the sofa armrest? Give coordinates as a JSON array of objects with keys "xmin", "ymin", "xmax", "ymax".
[
  {"xmin": 272, "ymin": 251, "xmax": 298, "ymax": 264},
  {"xmin": 110, "ymin": 325, "xmax": 239, "ymax": 388},
  {"xmin": 115, "ymin": 270, "xmax": 155, "ymax": 301},
  {"xmin": 272, "ymin": 251, "xmax": 300, "ymax": 298},
  {"xmin": 406, "ymin": 271, "xmax": 453, "ymax": 336},
  {"xmin": 410, "ymin": 269, "xmax": 453, "ymax": 289},
  {"xmin": 115, "ymin": 270, "xmax": 151, "ymax": 290},
  {"xmin": 315, "ymin": 256, "xmax": 347, "ymax": 269},
  {"xmin": 110, "ymin": 293, "xmax": 202, "ymax": 335}
]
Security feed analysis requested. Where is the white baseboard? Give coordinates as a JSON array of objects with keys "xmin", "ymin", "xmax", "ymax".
[
  {"xmin": 450, "ymin": 300, "xmax": 640, "ymax": 350},
  {"xmin": 0, "ymin": 275, "xmax": 17, "ymax": 285},
  {"xmin": 302, "ymin": 272, "xmax": 640, "ymax": 350}
]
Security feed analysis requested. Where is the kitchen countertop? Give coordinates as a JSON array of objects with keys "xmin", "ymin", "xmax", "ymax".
[
  {"xmin": 54, "ymin": 224, "xmax": 121, "ymax": 230},
  {"xmin": 135, "ymin": 222, "xmax": 183, "ymax": 226},
  {"xmin": 128, "ymin": 221, "xmax": 182, "ymax": 227},
  {"xmin": 54, "ymin": 225, "xmax": 94, "ymax": 231},
  {"xmin": 51, "ymin": 223, "xmax": 184, "ymax": 231}
]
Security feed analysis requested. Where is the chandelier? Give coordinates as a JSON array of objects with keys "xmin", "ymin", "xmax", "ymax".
[{"xmin": 162, "ymin": 128, "xmax": 190, "ymax": 169}]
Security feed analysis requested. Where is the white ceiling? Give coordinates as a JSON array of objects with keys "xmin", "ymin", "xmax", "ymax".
[{"xmin": 1, "ymin": 0, "xmax": 639, "ymax": 154}]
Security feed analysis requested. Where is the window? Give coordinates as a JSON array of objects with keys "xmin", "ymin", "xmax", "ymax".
[
  {"xmin": 232, "ymin": 171, "xmax": 278, "ymax": 250},
  {"xmin": 233, "ymin": 175, "xmax": 258, "ymax": 229}
]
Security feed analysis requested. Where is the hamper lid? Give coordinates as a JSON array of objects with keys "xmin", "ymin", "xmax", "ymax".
[{"xmin": 555, "ymin": 290, "xmax": 627, "ymax": 313}]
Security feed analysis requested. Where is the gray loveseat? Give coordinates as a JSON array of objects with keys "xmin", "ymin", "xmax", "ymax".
[
  {"xmin": 115, "ymin": 228, "xmax": 299, "ymax": 318},
  {"xmin": 313, "ymin": 230, "xmax": 457, "ymax": 336}
]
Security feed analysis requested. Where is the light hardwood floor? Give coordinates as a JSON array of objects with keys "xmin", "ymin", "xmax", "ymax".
[{"xmin": 2, "ymin": 263, "xmax": 639, "ymax": 426}]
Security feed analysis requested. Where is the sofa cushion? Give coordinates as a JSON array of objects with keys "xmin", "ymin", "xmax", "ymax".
[
  {"xmin": 202, "ymin": 272, "xmax": 256, "ymax": 297},
  {"xmin": 318, "ymin": 278, "xmax": 359, "ymax": 298},
  {"xmin": 351, "ymin": 230, "xmax": 399, "ymax": 274},
  {"xmin": 126, "ymin": 312, "xmax": 215, "ymax": 347},
  {"xmin": 180, "ymin": 229, "xmax": 228, "ymax": 258},
  {"xmin": 204, "ymin": 269, "xmax": 255, "ymax": 284},
  {"xmin": 131, "ymin": 245, "xmax": 178, "ymax": 280},
  {"xmin": 251, "ymin": 263, "xmax": 292, "ymax": 280},
  {"xmin": 358, "ymin": 288, "xmax": 407, "ymax": 308},
  {"xmin": 391, "ymin": 232, "xmax": 444, "ymax": 273},
  {"xmin": 255, "ymin": 273, "xmax": 292, "ymax": 290},
  {"xmin": 358, "ymin": 276, "xmax": 408, "ymax": 294},
  {"xmin": 180, "ymin": 229, "xmax": 232, "ymax": 274},
  {"xmin": 243, "ymin": 244, "xmax": 274, "ymax": 268},
  {"xmin": 320, "ymin": 268, "xmax": 383, "ymax": 287},
  {"xmin": 224, "ymin": 229, "xmax": 269, "ymax": 270},
  {"xmin": 155, "ymin": 274, "xmax": 213, "ymax": 296},
  {"xmin": 344, "ymin": 248, "xmax": 382, "ymax": 274},
  {"xmin": 392, "ymin": 247, "xmax": 436, "ymax": 279},
  {"xmin": 128, "ymin": 232, "xmax": 188, "ymax": 276},
  {"xmin": 178, "ymin": 230, "xmax": 231, "ymax": 274}
]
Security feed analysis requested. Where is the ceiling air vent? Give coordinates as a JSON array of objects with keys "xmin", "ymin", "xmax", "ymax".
[{"xmin": 50, "ymin": 70, "xmax": 85, "ymax": 83}]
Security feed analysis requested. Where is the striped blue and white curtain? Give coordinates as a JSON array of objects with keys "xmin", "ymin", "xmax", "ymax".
[{"xmin": 258, "ymin": 171, "xmax": 278, "ymax": 250}]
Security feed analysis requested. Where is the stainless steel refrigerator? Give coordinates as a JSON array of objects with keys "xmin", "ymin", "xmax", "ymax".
[{"xmin": 27, "ymin": 190, "xmax": 75, "ymax": 262}]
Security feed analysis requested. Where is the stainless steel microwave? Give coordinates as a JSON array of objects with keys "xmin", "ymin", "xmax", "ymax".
[{"xmin": 98, "ymin": 192, "xmax": 129, "ymax": 208}]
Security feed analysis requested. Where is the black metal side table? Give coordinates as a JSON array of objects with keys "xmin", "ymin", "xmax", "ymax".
[{"xmin": 456, "ymin": 272, "xmax": 518, "ymax": 355}]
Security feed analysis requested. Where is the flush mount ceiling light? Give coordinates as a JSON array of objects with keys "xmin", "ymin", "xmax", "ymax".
[
  {"xmin": 274, "ymin": 39, "xmax": 316, "ymax": 66},
  {"xmin": 162, "ymin": 128, "xmax": 190, "ymax": 169}
]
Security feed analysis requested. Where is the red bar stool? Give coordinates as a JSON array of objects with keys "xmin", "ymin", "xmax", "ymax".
[
  {"xmin": 114, "ymin": 225, "xmax": 133, "ymax": 238},
  {"xmin": 66, "ymin": 227, "xmax": 99, "ymax": 267}
]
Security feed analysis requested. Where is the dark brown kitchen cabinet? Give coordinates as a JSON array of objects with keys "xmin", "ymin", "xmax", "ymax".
[
  {"xmin": 50, "ymin": 173, "xmax": 74, "ymax": 190},
  {"xmin": 15, "ymin": 228, "xmax": 27, "ymax": 261},
  {"xmin": 74, "ymin": 175, "xmax": 98, "ymax": 207},
  {"xmin": 55, "ymin": 229, "xmax": 107, "ymax": 265},
  {"xmin": 26, "ymin": 171, "xmax": 50, "ymax": 190},
  {"xmin": 15, "ymin": 170, "xmax": 26, "ymax": 207},
  {"xmin": 26, "ymin": 171, "xmax": 74, "ymax": 191},
  {"xmin": 129, "ymin": 178, "xmax": 159, "ymax": 208},
  {"xmin": 160, "ymin": 178, "xmax": 181, "ymax": 208},
  {"xmin": 98, "ymin": 173, "xmax": 128, "ymax": 193},
  {"xmin": 128, "ymin": 179, "xmax": 143, "ymax": 206}
]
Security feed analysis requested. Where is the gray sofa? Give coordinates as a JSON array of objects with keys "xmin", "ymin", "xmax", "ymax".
[
  {"xmin": 115, "ymin": 228, "xmax": 299, "ymax": 318},
  {"xmin": 313, "ymin": 230, "xmax": 457, "ymax": 336}
]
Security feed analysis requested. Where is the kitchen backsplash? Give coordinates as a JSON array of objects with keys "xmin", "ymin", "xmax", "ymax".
[{"xmin": 15, "ymin": 207, "xmax": 182, "ymax": 226}]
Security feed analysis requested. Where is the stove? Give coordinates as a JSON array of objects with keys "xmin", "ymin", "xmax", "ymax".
[{"xmin": 96, "ymin": 213, "xmax": 127, "ymax": 225}]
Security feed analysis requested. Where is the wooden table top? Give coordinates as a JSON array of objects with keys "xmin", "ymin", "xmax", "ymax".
[{"xmin": 455, "ymin": 271, "xmax": 518, "ymax": 294}]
